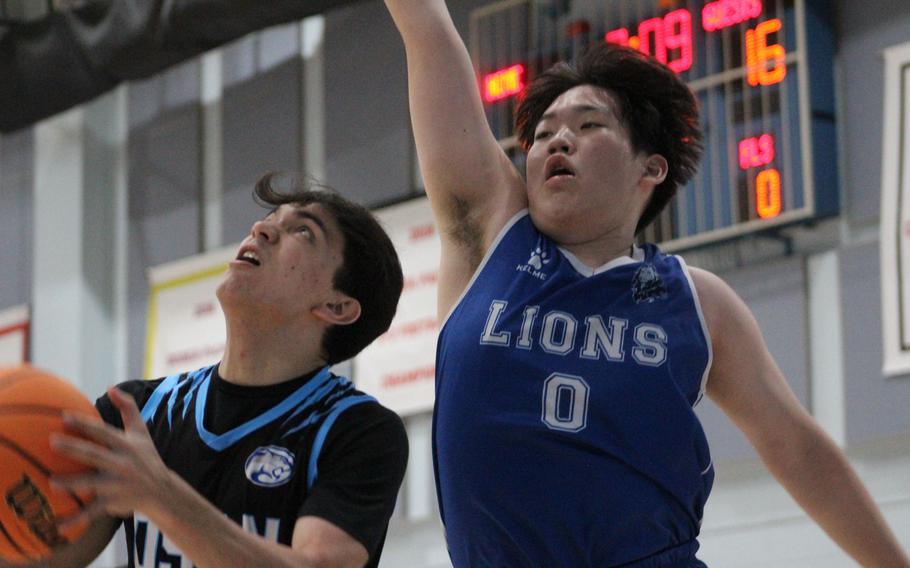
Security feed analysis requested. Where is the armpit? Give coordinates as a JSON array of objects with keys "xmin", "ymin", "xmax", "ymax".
[{"xmin": 445, "ymin": 195, "xmax": 485, "ymax": 268}]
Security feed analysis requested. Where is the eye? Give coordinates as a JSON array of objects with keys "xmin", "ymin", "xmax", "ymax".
[
  {"xmin": 534, "ymin": 130, "xmax": 551, "ymax": 141},
  {"xmin": 581, "ymin": 122, "xmax": 604, "ymax": 129}
]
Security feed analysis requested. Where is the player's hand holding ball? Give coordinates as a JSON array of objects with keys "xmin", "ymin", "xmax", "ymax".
[{"xmin": 49, "ymin": 381, "xmax": 175, "ymax": 530}]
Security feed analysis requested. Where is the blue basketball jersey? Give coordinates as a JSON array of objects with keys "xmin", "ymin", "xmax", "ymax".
[{"xmin": 434, "ymin": 211, "xmax": 714, "ymax": 567}]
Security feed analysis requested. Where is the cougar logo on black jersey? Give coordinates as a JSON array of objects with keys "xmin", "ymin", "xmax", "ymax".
[{"xmin": 245, "ymin": 446, "xmax": 295, "ymax": 487}]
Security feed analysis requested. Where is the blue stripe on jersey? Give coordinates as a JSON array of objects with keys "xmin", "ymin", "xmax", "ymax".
[
  {"xmin": 140, "ymin": 370, "xmax": 196, "ymax": 423},
  {"xmin": 181, "ymin": 369, "xmax": 208, "ymax": 420},
  {"xmin": 306, "ymin": 394, "xmax": 376, "ymax": 490},
  {"xmin": 280, "ymin": 374, "xmax": 347, "ymax": 428},
  {"xmin": 167, "ymin": 367, "xmax": 212, "ymax": 427},
  {"xmin": 281, "ymin": 384, "xmax": 355, "ymax": 437},
  {"xmin": 195, "ymin": 366, "xmax": 335, "ymax": 451}
]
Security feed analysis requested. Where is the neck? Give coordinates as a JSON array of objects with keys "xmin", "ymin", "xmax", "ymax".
[{"xmin": 218, "ymin": 312, "xmax": 326, "ymax": 387}]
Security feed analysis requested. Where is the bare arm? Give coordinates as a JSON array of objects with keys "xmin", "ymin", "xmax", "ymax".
[
  {"xmin": 384, "ymin": 0, "xmax": 526, "ymax": 313},
  {"xmin": 51, "ymin": 388, "xmax": 368, "ymax": 568},
  {"xmin": 693, "ymin": 268, "xmax": 910, "ymax": 567},
  {"xmin": 138, "ymin": 475, "xmax": 368, "ymax": 568}
]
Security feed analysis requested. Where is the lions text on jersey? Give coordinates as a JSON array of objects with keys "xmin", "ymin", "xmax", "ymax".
[{"xmin": 435, "ymin": 211, "xmax": 714, "ymax": 567}]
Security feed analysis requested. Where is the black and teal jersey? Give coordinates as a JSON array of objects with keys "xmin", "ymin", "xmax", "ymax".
[
  {"xmin": 434, "ymin": 210, "xmax": 714, "ymax": 567},
  {"xmin": 97, "ymin": 364, "xmax": 407, "ymax": 568}
]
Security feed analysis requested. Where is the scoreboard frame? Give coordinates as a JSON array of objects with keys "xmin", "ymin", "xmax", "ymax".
[{"xmin": 469, "ymin": 0, "xmax": 838, "ymax": 252}]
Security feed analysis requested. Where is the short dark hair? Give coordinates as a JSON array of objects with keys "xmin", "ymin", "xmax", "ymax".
[
  {"xmin": 515, "ymin": 42, "xmax": 703, "ymax": 234},
  {"xmin": 253, "ymin": 173, "xmax": 403, "ymax": 365}
]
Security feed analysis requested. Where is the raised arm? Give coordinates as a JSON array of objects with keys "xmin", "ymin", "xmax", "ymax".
[
  {"xmin": 385, "ymin": 0, "xmax": 526, "ymax": 312},
  {"xmin": 693, "ymin": 268, "xmax": 910, "ymax": 567}
]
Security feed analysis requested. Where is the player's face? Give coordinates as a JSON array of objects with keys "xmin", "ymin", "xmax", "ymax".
[
  {"xmin": 525, "ymin": 85, "xmax": 654, "ymax": 249},
  {"xmin": 217, "ymin": 203, "xmax": 346, "ymax": 324}
]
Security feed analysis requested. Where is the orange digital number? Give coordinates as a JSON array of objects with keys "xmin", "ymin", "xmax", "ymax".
[
  {"xmin": 745, "ymin": 18, "xmax": 786, "ymax": 86},
  {"xmin": 755, "ymin": 168, "xmax": 782, "ymax": 219},
  {"xmin": 483, "ymin": 64, "xmax": 525, "ymax": 103}
]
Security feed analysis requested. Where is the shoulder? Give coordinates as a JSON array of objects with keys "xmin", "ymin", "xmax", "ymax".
[
  {"xmin": 313, "ymin": 399, "xmax": 408, "ymax": 481},
  {"xmin": 686, "ymin": 266, "xmax": 756, "ymax": 335},
  {"xmin": 687, "ymin": 267, "xmax": 782, "ymax": 405},
  {"xmin": 685, "ymin": 266, "xmax": 770, "ymax": 382},
  {"xmin": 326, "ymin": 400, "xmax": 407, "ymax": 451},
  {"xmin": 321, "ymin": 399, "xmax": 407, "ymax": 458},
  {"xmin": 94, "ymin": 378, "xmax": 166, "ymax": 427},
  {"xmin": 685, "ymin": 265, "xmax": 728, "ymax": 301}
]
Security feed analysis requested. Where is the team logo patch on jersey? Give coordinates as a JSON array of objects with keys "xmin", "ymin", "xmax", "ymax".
[
  {"xmin": 527, "ymin": 243, "xmax": 551, "ymax": 270},
  {"xmin": 632, "ymin": 263, "xmax": 668, "ymax": 304},
  {"xmin": 244, "ymin": 446, "xmax": 295, "ymax": 487},
  {"xmin": 516, "ymin": 238, "xmax": 552, "ymax": 280}
]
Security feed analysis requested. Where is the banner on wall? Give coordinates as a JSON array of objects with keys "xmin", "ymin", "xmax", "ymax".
[
  {"xmin": 0, "ymin": 305, "xmax": 29, "ymax": 367},
  {"xmin": 355, "ymin": 197, "xmax": 440, "ymax": 416},
  {"xmin": 880, "ymin": 40, "xmax": 910, "ymax": 377},
  {"xmin": 144, "ymin": 247, "xmax": 234, "ymax": 379}
]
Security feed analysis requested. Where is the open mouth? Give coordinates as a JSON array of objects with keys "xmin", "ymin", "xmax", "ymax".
[
  {"xmin": 547, "ymin": 166, "xmax": 575, "ymax": 179},
  {"xmin": 236, "ymin": 249, "xmax": 261, "ymax": 266},
  {"xmin": 545, "ymin": 158, "xmax": 576, "ymax": 180}
]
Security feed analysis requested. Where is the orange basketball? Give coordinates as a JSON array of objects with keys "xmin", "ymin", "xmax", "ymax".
[{"xmin": 0, "ymin": 365, "xmax": 99, "ymax": 563}]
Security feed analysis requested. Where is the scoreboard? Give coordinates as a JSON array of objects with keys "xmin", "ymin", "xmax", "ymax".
[{"xmin": 470, "ymin": 0, "xmax": 837, "ymax": 250}]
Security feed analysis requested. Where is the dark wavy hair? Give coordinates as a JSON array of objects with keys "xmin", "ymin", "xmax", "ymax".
[
  {"xmin": 253, "ymin": 173, "xmax": 403, "ymax": 365},
  {"xmin": 515, "ymin": 42, "xmax": 703, "ymax": 234}
]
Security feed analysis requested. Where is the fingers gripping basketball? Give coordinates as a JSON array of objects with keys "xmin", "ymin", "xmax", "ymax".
[{"xmin": 0, "ymin": 365, "xmax": 99, "ymax": 563}]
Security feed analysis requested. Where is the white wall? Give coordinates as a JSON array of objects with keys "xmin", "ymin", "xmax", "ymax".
[{"xmin": 699, "ymin": 439, "xmax": 910, "ymax": 566}]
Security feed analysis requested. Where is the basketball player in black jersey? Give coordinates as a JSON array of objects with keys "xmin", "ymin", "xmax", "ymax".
[{"xmin": 20, "ymin": 174, "xmax": 408, "ymax": 568}]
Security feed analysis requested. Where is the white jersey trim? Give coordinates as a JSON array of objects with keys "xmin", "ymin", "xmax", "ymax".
[
  {"xmin": 557, "ymin": 244, "xmax": 643, "ymax": 277},
  {"xmin": 440, "ymin": 209, "xmax": 529, "ymax": 331},
  {"xmin": 675, "ymin": 255, "xmax": 713, "ymax": 406}
]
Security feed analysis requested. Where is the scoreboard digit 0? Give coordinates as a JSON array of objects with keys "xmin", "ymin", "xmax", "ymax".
[{"xmin": 470, "ymin": 0, "xmax": 837, "ymax": 250}]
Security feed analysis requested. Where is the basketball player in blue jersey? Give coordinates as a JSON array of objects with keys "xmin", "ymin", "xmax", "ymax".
[
  {"xmin": 16, "ymin": 174, "xmax": 408, "ymax": 568},
  {"xmin": 385, "ymin": 1, "xmax": 910, "ymax": 566}
]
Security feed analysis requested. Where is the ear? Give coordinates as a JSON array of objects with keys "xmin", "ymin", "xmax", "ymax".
[
  {"xmin": 640, "ymin": 154, "xmax": 668, "ymax": 188},
  {"xmin": 312, "ymin": 296, "xmax": 362, "ymax": 326}
]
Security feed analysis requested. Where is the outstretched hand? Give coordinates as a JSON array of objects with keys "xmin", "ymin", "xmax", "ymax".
[{"xmin": 50, "ymin": 387, "xmax": 174, "ymax": 526}]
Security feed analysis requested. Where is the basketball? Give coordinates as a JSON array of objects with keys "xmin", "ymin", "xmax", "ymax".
[{"xmin": 0, "ymin": 365, "xmax": 99, "ymax": 563}]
